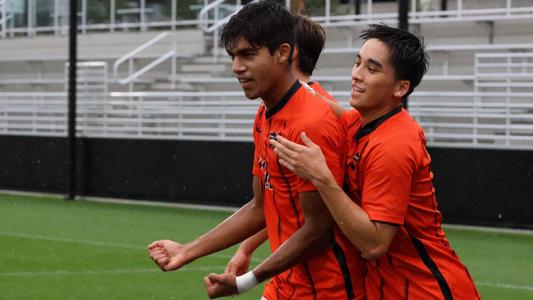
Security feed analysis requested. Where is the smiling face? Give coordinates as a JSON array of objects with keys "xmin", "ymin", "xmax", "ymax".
[
  {"xmin": 350, "ymin": 38, "xmax": 409, "ymax": 122},
  {"xmin": 227, "ymin": 37, "xmax": 280, "ymax": 101}
]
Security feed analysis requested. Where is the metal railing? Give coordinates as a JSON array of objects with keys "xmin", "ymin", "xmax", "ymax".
[
  {"xmin": 2, "ymin": 1, "xmax": 532, "ymax": 40},
  {"xmin": 113, "ymin": 31, "xmax": 176, "ymax": 92},
  {"xmin": 2, "ymin": 88, "xmax": 533, "ymax": 149}
]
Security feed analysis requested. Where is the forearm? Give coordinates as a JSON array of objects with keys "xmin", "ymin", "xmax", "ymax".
[
  {"xmin": 252, "ymin": 217, "xmax": 330, "ymax": 282},
  {"xmin": 185, "ymin": 200, "xmax": 265, "ymax": 263},
  {"xmin": 238, "ymin": 229, "xmax": 268, "ymax": 256},
  {"xmin": 315, "ymin": 175, "xmax": 394, "ymax": 260}
]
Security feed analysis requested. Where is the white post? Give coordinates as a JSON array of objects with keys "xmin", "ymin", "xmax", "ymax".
[
  {"xmin": 82, "ymin": 0, "xmax": 86, "ymax": 33},
  {"xmin": 140, "ymin": 0, "xmax": 146, "ymax": 31},
  {"xmin": 411, "ymin": 0, "xmax": 417, "ymax": 18},
  {"xmin": 171, "ymin": 38, "xmax": 176, "ymax": 89},
  {"xmin": 128, "ymin": 58, "xmax": 134, "ymax": 92},
  {"xmin": 457, "ymin": 0, "xmax": 462, "ymax": 17},
  {"xmin": 28, "ymin": 0, "xmax": 33, "ymax": 36},
  {"xmin": 1, "ymin": 0, "xmax": 6, "ymax": 38},
  {"xmin": 53, "ymin": 0, "xmax": 59, "ymax": 35},
  {"xmin": 171, "ymin": 0, "xmax": 176, "ymax": 30},
  {"xmin": 325, "ymin": 0, "xmax": 330, "ymax": 24},
  {"xmin": 367, "ymin": 0, "xmax": 372, "ymax": 19},
  {"xmin": 110, "ymin": 0, "xmax": 115, "ymax": 32},
  {"xmin": 214, "ymin": 27, "xmax": 219, "ymax": 61},
  {"xmin": 506, "ymin": 0, "xmax": 511, "ymax": 16}
]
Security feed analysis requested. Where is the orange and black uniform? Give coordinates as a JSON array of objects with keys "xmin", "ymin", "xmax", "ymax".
[
  {"xmin": 253, "ymin": 81, "xmax": 365, "ymax": 300},
  {"xmin": 341, "ymin": 107, "xmax": 480, "ymax": 300}
]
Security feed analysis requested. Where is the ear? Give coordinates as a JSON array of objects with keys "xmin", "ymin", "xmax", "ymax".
[
  {"xmin": 394, "ymin": 80, "xmax": 410, "ymax": 98},
  {"xmin": 277, "ymin": 43, "xmax": 293, "ymax": 64}
]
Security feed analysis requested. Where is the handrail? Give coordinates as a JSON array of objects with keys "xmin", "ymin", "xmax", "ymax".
[
  {"xmin": 113, "ymin": 31, "xmax": 170, "ymax": 78},
  {"xmin": 198, "ymin": 0, "xmax": 227, "ymax": 31},
  {"xmin": 119, "ymin": 50, "xmax": 174, "ymax": 85}
]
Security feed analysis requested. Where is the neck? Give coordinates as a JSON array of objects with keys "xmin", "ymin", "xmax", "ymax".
[
  {"xmin": 360, "ymin": 101, "xmax": 402, "ymax": 126},
  {"xmin": 294, "ymin": 69, "xmax": 311, "ymax": 83},
  {"xmin": 262, "ymin": 71, "xmax": 297, "ymax": 110}
]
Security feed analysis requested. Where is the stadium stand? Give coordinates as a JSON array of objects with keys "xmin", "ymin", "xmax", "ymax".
[{"xmin": 1, "ymin": 0, "xmax": 532, "ymax": 227}]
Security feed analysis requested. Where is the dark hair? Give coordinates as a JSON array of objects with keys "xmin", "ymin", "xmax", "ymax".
[
  {"xmin": 294, "ymin": 14, "xmax": 326, "ymax": 76},
  {"xmin": 220, "ymin": 1, "xmax": 295, "ymax": 59},
  {"xmin": 360, "ymin": 23, "xmax": 429, "ymax": 97}
]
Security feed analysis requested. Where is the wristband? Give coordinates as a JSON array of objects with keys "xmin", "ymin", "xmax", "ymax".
[{"xmin": 236, "ymin": 271, "xmax": 259, "ymax": 293}]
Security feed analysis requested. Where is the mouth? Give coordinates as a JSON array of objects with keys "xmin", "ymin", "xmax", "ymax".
[
  {"xmin": 351, "ymin": 85, "xmax": 365, "ymax": 96},
  {"xmin": 238, "ymin": 77, "xmax": 253, "ymax": 88}
]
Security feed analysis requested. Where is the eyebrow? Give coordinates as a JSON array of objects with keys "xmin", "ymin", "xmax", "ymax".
[
  {"xmin": 228, "ymin": 47, "xmax": 258, "ymax": 57},
  {"xmin": 355, "ymin": 53, "xmax": 384, "ymax": 70}
]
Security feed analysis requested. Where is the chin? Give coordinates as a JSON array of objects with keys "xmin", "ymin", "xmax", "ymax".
[
  {"xmin": 349, "ymin": 97, "xmax": 361, "ymax": 109},
  {"xmin": 243, "ymin": 90, "xmax": 259, "ymax": 100}
]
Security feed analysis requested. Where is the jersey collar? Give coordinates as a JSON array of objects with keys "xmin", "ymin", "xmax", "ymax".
[
  {"xmin": 265, "ymin": 80, "xmax": 301, "ymax": 119},
  {"xmin": 355, "ymin": 105, "xmax": 402, "ymax": 141}
]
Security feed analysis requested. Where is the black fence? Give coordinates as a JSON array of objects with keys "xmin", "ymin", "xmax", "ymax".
[{"xmin": 0, "ymin": 135, "xmax": 531, "ymax": 229}]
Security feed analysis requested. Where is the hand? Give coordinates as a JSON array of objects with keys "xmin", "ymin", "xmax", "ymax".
[
  {"xmin": 147, "ymin": 240, "xmax": 189, "ymax": 271},
  {"xmin": 204, "ymin": 273, "xmax": 238, "ymax": 299},
  {"xmin": 270, "ymin": 132, "xmax": 331, "ymax": 184},
  {"xmin": 225, "ymin": 249, "xmax": 252, "ymax": 276}
]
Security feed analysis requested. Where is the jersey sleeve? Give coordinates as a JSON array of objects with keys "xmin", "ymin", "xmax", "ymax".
[
  {"xmin": 294, "ymin": 113, "xmax": 345, "ymax": 193},
  {"xmin": 360, "ymin": 136, "xmax": 418, "ymax": 225}
]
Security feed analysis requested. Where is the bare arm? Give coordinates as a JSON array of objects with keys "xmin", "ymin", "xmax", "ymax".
[
  {"xmin": 271, "ymin": 133, "xmax": 397, "ymax": 260},
  {"xmin": 148, "ymin": 176, "xmax": 265, "ymax": 271},
  {"xmin": 225, "ymin": 229, "xmax": 268, "ymax": 276},
  {"xmin": 251, "ymin": 190, "xmax": 333, "ymax": 281},
  {"xmin": 204, "ymin": 190, "xmax": 334, "ymax": 298}
]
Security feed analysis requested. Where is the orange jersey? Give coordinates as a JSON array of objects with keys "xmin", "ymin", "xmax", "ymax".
[
  {"xmin": 252, "ymin": 81, "xmax": 365, "ymax": 300},
  {"xmin": 341, "ymin": 108, "xmax": 480, "ymax": 300}
]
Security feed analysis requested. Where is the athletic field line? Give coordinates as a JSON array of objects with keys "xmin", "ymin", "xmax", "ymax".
[
  {"xmin": 0, "ymin": 266, "xmax": 227, "ymax": 277},
  {"xmin": 0, "ymin": 231, "xmax": 262, "ymax": 263},
  {"xmin": 476, "ymin": 281, "xmax": 533, "ymax": 292}
]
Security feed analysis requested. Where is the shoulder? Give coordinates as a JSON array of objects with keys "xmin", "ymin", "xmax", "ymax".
[{"xmin": 368, "ymin": 111, "xmax": 425, "ymax": 161}]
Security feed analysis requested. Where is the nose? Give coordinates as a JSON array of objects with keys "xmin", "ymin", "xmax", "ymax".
[
  {"xmin": 232, "ymin": 57, "xmax": 246, "ymax": 74},
  {"xmin": 351, "ymin": 63, "xmax": 362, "ymax": 83}
]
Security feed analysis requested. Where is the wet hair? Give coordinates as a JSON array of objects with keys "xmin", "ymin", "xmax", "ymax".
[
  {"xmin": 360, "ymin": 23, "xmax": 429, "ymax": 97},
  {"xmin": 294, "ymin": 14, "xmax": 326, "ymax": 76},
  {"xmin": 220, "ymin": 1, "xmax": 295, "ymax": 62}
]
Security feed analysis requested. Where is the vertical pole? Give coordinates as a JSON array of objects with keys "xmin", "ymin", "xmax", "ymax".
[
  {"xmin": 54, "ymin": 0, "xmax": 59, "ymax": 35},
  {"xmin": 110, "ymin": 0, "xmax": 115, "ymax": 32},
  {"xmin": 27, "ymin": 0, "xmax": 33, "ymax": 36},
  {"xmin": 140, "ymin": 0, "xmax": 146, "ymax": 31},
  {"xmin": 440, "ymin": 0, "xmax": 447, "ymax": 11},
  {"xmin": 398, "ymin": 0, "xmax": 409, "ymax": 109},
  {"xmin": 82, "ymin": 0, "xmax": 86, "ymax": 33},
  {"xmin": 171, "ymin": 0, "xmax": 176, "ymax": 30},
  {"xmin": 1, "ymin": 0, "xmax": 6, "ymax": 38},
  {"xmin": 67, "ymin": 0, "xmax": 78, "ymax": 200}
]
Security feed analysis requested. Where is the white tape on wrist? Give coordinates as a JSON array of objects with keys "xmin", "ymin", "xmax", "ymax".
[{"xmin": 236, "ymin": 271, "xmax": 259, "ymax": 293}]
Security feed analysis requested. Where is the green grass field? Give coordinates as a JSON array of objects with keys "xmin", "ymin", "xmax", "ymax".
[{"xmin": 1, "ymin": 193, "xmax": 532, "ymax": 300}]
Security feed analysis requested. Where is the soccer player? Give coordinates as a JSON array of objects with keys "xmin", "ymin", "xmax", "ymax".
[
  {"xmin": 148, "ymin": 2, "xmax": 363, "ymax": 299},
  {"xmin": 270, "ymin": 24, "xmax": 481, "ymax": 299},
  {"xmin": 224, "ymin": 14, "xmax": 346, "ymax": 277}
]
